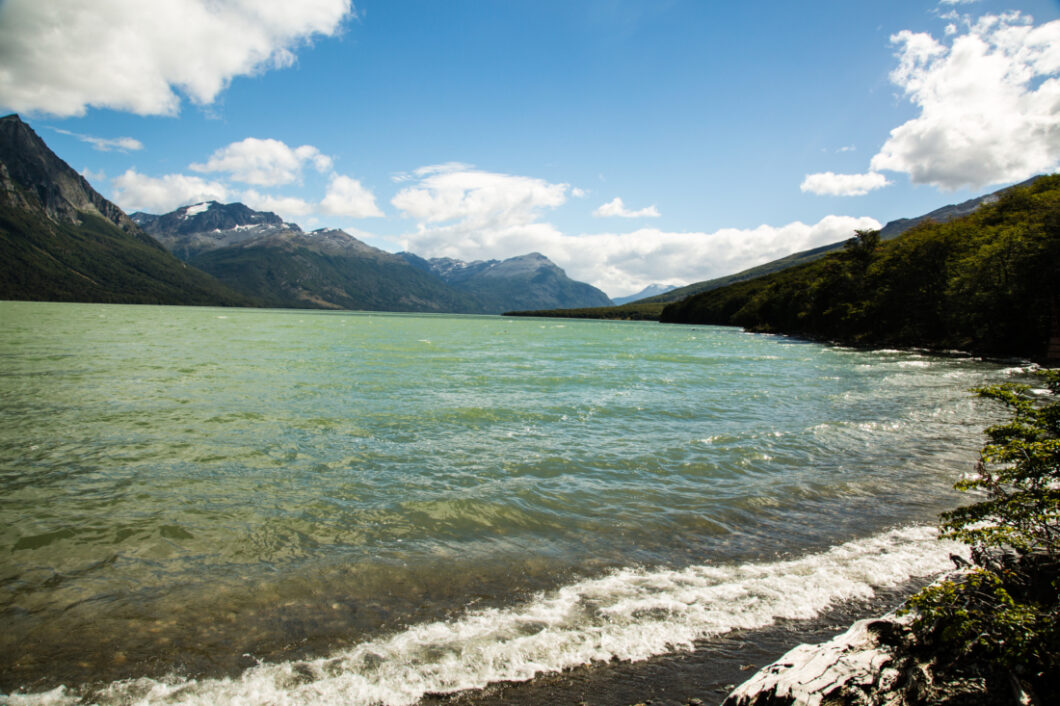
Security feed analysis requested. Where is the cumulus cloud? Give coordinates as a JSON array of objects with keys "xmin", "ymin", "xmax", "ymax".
[
  {"xmin": 241, "ymin": 190, "xmax": 315, "ymax": 219},
  {"xmin": 391, "ymin": 166, "xmax": 879, "ymax": 296},
  {"xmin": 49, "ymin": 128, "xmax": 143, "ymax": 152},
  {"xmin": 593, "ymin": 197, "xmax": 661, "ymax": 218},
  {"xmin": 190, "ymin": 137, "xmax": 333, "ymax": 186},
  {"xmin": 401, "ymin": 215, "xmax": 882, "ymax": 298},
  {"xmin": 803, "ymin": 12, "xmax": 1060, "ymax": 194},
  {"xmin": 870, "ymin": 12, "xmax": 1060, "ymax": 190},
  {"xmin": 107, "ymin": 135, "xmax": 381, "ymax": 222},
  {"xmin": 0, "ymin": 0, "xmax": 352, "ymax": 117},
  {"xmin": 391, "ymin": 167, "xmax": 569, "ymax": 228},
  {"xmin": 800, "ymin": 171, "xmax": 890, "ymax": 196},
  {"xmin": 320, "ymin": 174, "xmax": 384, "ymax": 217},
  {"xmin": 80, "ymin": 168, "xmax": 107, "ymax": 185},
  {"xmin": 565, "ymin": 217, "xmax": 883, "ymax": 296},
  {"xmin": 111, "ymin": 169, "xmax": 229, "ymax": 213}
]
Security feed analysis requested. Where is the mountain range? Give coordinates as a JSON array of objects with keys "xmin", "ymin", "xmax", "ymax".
[
  {"xmin": 2, "ymin": 112, "xmax": 1041, "ymax": 321},
  {"xmin": 0, "ymin": 114, "xmax": 610, "ymax": 313}
]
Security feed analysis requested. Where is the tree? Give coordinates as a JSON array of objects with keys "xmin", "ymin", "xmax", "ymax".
[{"xmin": 905, "ymin": 370, "xmax": 1060, "ymax": 701}]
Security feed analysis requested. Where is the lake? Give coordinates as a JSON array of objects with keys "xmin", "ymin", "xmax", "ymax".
[{"xmin": 0, "ymin": 301, "xmax": 1032, "ymax": 704}]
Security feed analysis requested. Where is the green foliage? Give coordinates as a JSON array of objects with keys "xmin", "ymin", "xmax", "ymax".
[
  {"xmin": 942, "ymin": 371, "xmax": 1060, "ymax": 554},
  {"xmin": 904, "ymin": 370, "xmax": 1060, "ymax": 698},
  {"xmin": 0, "ymin": 203, "xmax": 253, "ymax": 307},
  {"xmin": 907, "ymin": 568, "xmax": 1057, "ymax": 671},
  {"xmin": 661, "ymin": 175, "xmax": 1060, "ymax": 360}
]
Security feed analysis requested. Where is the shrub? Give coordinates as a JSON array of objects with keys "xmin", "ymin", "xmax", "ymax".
[{"xmin": 905, "ymin": 370, "xmax": 1060, "ymax": 700}]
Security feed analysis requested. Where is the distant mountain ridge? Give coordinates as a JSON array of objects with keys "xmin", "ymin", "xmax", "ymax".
[
  {"xmin": 131, "ymin": 201, "xmax": 300, "ymax": 260},
  {"xmin": 612, "ymin": 283, "xmax": 679, "ymax": 306},
  {"xmin": 134, "ymin": 199, "xmax": 612, "ymax": 313},
  {"xmin": 0, "ymin": 114, "xmax": 612, "ymax": 314},
  {"xmin": 0, "ymin": 114, "xmax": 251, "ymax": 306},
  {"xmin": 400, "ymin": 251, "xmax": 612, "ymax": 312}
]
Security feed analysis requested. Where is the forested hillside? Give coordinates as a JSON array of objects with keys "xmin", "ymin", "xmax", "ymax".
[{"xmin": 661, "ymin": 176, "xmax": 1060, "ymax": 360}]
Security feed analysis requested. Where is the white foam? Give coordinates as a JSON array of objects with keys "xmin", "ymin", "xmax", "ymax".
[{"xmin": 2, "ymin": 526, "xmax": 961, "ymax": 706}]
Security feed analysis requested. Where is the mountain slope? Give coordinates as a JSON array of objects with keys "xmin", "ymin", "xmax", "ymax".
[
  {"xmin": 0, "ymin": 114, "xmax": 251, "ymax": 306},
  {"xmin": 639, "ymin": 175, "xmax": 1046, "ymax": 307},
  {"xmin": 660, "ymin": 176, "xmax": 1060, "ymax": 360},
  {"xmin": 400, "ymin": 252, "xmax": 612, "ymax": 313},
  {"xmin": 187, "ymin": 228, "xmax": 483, "ymax": 312}
]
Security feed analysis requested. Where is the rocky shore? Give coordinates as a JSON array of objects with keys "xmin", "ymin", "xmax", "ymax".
[
  {"xmin": 722, "ymin": 609, "xmax": 938, "ymax": 706},
  {"xmin": 719, "ymin": 566, "xmax": 1043, "ymax": 706}
]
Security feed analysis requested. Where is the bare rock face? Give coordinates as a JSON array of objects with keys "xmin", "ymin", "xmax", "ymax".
[{"xmin": 0, "ymin": 114, "xmax": 145, "ymax": 236}]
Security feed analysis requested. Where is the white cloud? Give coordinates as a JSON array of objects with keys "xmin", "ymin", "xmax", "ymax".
[
  {"xmin": 107, "ymin": 139, "xmax": 380, "ymax": 222},
  {"xmin": 80, "ymin": 168, "xmax": 107, "ymax": 185},
  {"xmin": 111, "ymin": 169, "xmax": 229, "ymax": 213},
  {"xmin": 391, "ymin": 167, "xmax": 569, "ymax": 227},
  {"xmin": 593, "ymin": 196, "xmax": 661, "ymax": 218},
  {"xmin": 414, "ymin": 162, "xmax": 476, "ymax": 177},
  {"xmin": 0, "ymin": 0, "xmax": 352, "ymax": 117},
  {"xmin": 240, "ymin": 190, "xmax": 315, "ymax": 219},
  {"xmin": 869, "ymin": 13, "xmax": 1060, "ymax": 190},
  {"xmin": 49, "ymin": 128, "xmax": 143, "ymax": 152},
  {"xmin": 800, "ymin": 171, "xmax": 890, "ymax": 196},
  {"xmin": 563, "ymin": 216, "xmax": 883, "ymax": 296},
  {"xmin": 320, "ymin": 174, "xmax": 384, "ymax": 218},
  {"xmin": 190, "ymin": 138, "xmax": 333, "ymax": 186},
  {"xmin": 391, "ymin": 166, "xmax": 879, "ymax": 297}
]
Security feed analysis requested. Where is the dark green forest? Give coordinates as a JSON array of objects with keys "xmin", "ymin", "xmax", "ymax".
[
  {"xmin": 0, "ymin": 208, "xmax": 253, "ymax": 307},
  {"xmin": 661, "ymin": 176, "xmax": 1060, "ymax": 360}
]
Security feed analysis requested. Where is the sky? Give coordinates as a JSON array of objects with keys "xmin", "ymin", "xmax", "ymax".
[{"xmin": 1, "ymin": 0, "xmax": 1058, "ymax": 298}]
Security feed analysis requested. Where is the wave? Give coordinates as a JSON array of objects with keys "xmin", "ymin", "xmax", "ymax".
[{"xmin": 3, "ymin": 526, "xmax": 962, "ymax": 706}]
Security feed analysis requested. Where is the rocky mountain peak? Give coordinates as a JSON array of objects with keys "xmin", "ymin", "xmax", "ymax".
[
  {"xmin": 133, "ymin": 201, "xmax": 304, "ymax": 260},
  {"xmin": 132, "ymin": 201, "xmax": 293, "ymax": 237},
  {"xmin": 0, "ymin": 113, "xmax": 142, "ymax": 235}
]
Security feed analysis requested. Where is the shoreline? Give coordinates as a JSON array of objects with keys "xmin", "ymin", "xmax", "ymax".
[{"xmin": 425, "ymin": 579, "xmax": 938, "ymax": 706}]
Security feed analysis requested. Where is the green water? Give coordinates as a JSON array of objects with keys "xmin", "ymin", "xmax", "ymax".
[{"xmin": 0, "ymin": 301, "xmax": 1027, "ymax": 703}]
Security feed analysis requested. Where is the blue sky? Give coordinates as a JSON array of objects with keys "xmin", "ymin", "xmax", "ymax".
[{"xmin": 1, "ymin": 0, "xmax": 1058, "ymax": 297}]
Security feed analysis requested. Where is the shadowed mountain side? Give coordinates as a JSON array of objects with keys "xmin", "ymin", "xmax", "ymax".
[
  {"xmin": 188, "ymin": 230, "xmax": 484, "ymax": 312},
  {"xmin": 0, "ymin": 114, "xmax": 252, "ymax": 306}
]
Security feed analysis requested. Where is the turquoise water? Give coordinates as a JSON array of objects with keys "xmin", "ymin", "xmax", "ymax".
[{"xmin": 0, "ymin": 302, "xmax": 1030, "ymax": 704}]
